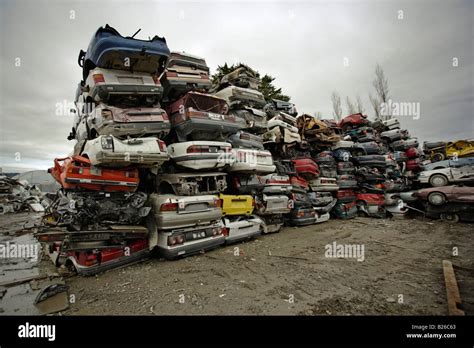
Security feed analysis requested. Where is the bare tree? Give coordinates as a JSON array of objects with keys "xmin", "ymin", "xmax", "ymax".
[
  {"xmin": 369, "ymin": 93, "xmax": 380, "ymax": 119},
  {"xmin": 331, "ymin": 91, "xmax": 342, "ymax": 121},
  {"xmin": 372, "ymin": 63, "xmax": 390, "ymax": 120},
  {"xmin": 314, "ymin": 111, "xmax": 323, "ymax": 120},
  {"xmin": 346, "ymin": 96, "xmax": 357, "ymax": 115},
  {"xmin": 356, "ymin": 94, "xmax": 365, "ymax": 114}
]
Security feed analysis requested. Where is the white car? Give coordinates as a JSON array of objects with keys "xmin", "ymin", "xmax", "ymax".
[
  {"xmin": 75, "ymin": 103, "xmax": 170, "ymax": 141},
  {"xmin": 418, "ymin": 165, "xmax": 474, "ymax": 187},
  {"xmin": 228, "ymin": 148, "xmax": 276, "ymax": 174},
  {"xmin": 382, "ymin": 118, "xmax": 400, "ymax": 130},
  {"xmin": 263, "ymin": 116, "xmax": 301, "ymax": 144},
  {"xmin": 149, "ymin": 193, "xmax": 222, "ymax": 230},
  {"xmin": 314, "ymin": 211, "xmax": 330, "ymax": 224},
  {"xmin": 260, "ymin": 174, "xmax": 292, "ymax": 194},
  {"xmin": 167, "ymin": 141, "xmax": 233, "ymax": 170},
  {"xmin": 85, "ymin": 67, "xmax": 163, "ymax": 103},
  {"xmin": 222, "ymin": 215, "xmax": 263, "ymax": 244},
  {"xmin": 154, "ymin": 221, "xmax": 225, "ymax": 260},
  {"xmin": 255, "ymin": 194, "xmax": 291, "ymax": 215},
  {"xmin": 82, "ymin": 135, "xmax": 169, "ymax": 167},
  {"xmin": 331, "ymin": 140, "xmax": 355, "ymax": 150},
  {"xmin": 308, "ymin": 177, "xmax": 339, "ymax": 192},
  {"xmin": 260, "ymin": 215, "xmax": 284, "ymax": 234},
  {"xmin": 213, "ymin": 85, "xmax": 266, "ymax": 109}
]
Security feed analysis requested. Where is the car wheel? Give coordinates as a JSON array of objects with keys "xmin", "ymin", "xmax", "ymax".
[
  {"xmin": 440, "ymin": 213, "xmax": 460, "ymax": 223},
  {"xmin": 427, "ymin": 192, "xmax": 446, "ymax": 205},
  {"xmin": 429, "ymin": 174, "xmax": 448, "ymax": 187},
  {"xmin": 432, "ymin": 152, "xmax": 445, "ymax": 162}
]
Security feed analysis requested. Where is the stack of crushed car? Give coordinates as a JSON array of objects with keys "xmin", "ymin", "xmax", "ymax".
[{"xmin": 36, "ymin": 24, "xmax": 474, "ymax": 276}]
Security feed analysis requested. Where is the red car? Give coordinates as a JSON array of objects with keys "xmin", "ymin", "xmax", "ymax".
[
  {"xmin": 290, "ymin": 175, "xmax": 309, "ymax": 192},
  {"xmin": 406, "ymin": 158, "xmax": 422, "ymax": 172},
  {"xmin": 336, "ymin": 189, "xmax": 356, "ymax": 203},
  {"xmin": 338, "ymin": 113, "xmax": 369, "ymax": 133},
  {"xmin": 405, "ymin": 147, "xmax": 420, "ymax": 159},
  {"xmin": 356, "ymin": 193, "xmax": 385, "ymax": 206},
  {"xmin": 292, "ymin": 158, "xmax": 319, "ymax": 180},
  {"xmin": 62, "ymin": 238, "xmax": 148, "ymax": 276},
  {"xmin": 49, "ymin": 156, "xmax": 139, "ymax": 192},
  {"xmin": 356, "ymin": 193, "xmax": 386, "ymax": 217},
  {"xmin": 416, "ymin": 185, "xmax": 474, "ymax": 206}
]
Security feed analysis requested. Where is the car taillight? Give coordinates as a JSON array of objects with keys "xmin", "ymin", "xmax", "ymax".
[
  {"xmin": 160, "ymin": 202, "xmax": 178, "ymax": 211},
  {"xmin": 101, "ymin": 109, "xmax": 113, "ymax": 120},
  {"xmin": 187, "ymin": 145, "xmax": 210, "ymax": 153},
  {"xmin": 168, "ymin": 234, "xmax": 185, "ymax": 246},
  {"xmin": 84, "ymin": 254, "xmax": 98, "ymax": 266},
  {"xmin": 212, "ymin": 227, "xmax": 222, "ymax": 236},
  {"xmin": 152, "ymin": 76, "xmax": 161, "ymax": 85},
  {"xmin": 157, "ymin": 140, "xmax": 167, "ymax": 152},
  {"xmin": 125, "ymin": 171, "xmax": 136, "ymax": 178},
  {"xmin": 69, "ymin": 167, "xmax": 83, "ymax": 174},
  {"xmin": 221, "ymin": 228, "xmax": 229, "ymax": 237},
  {"xmin": 92, "ymin": 74, "xmax": 105, "ymax": 84},
  {"xmin": 297, "ymin": 211, "xmax": 305, "ymax": 218},
  {"xmin": 214, "ymin": 199, "xmax": 222, "ymax": 208}
]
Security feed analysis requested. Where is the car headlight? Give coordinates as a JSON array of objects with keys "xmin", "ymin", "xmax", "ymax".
[{"xmin": 101, "ymin": 136, "xmax": 114, "ymax": 150}]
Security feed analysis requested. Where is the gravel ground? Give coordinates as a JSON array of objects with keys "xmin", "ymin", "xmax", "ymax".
[{"xmin": 54, "ymin": 216, "xmax": 474, "ymax": 316}]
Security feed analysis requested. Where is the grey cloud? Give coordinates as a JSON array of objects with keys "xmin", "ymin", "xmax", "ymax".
[{"xmin": 0, "ymin": 0, "xmax": 472, "ymax": 171}]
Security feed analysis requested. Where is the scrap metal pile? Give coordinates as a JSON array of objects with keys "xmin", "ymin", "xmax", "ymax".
[
  {"xmin": 0, "ymin": 176, "xmax": 50, "ymax": 214},
  {"xmin": 35, "ymin": 25, "xmax": 474, "ymax": 275}
]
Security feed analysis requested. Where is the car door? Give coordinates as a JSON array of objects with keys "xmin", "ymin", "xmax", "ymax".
[
  {"xmin": 456, "ymin": 165, "xmax": 474, "ymax": 182},
  {"xmin": 452, "ymin": 185, "xmax": 474, "ymax": 203}
]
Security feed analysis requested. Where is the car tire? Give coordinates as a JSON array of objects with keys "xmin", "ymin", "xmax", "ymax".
[
  {"xmin": 427, "ymin": 192, "xmax": 446, "ymax": 205},
  {"xmin": 429, "ymin": 174, "xmax": 448, "ymax": 187},
  {"xmin": 432, "ymin": 152, "xmax": 445, "ymax": 162},
  {"xmin": 440, "ymin": 213, "xmax": 460, "ymax": 223}
]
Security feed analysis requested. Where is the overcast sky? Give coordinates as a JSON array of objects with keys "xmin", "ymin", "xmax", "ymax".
[{"xmin": 0, "ymin": 0, "xmax": 472, "ymax": 172}]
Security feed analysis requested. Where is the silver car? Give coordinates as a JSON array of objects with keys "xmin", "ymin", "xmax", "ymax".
[
  {"xmin": 149, "ymin": 194, "xmax": 222, "ymax": 230},
  {"xmin": 418, "ymin": 165, "xmax": 474, "ymax": 187}
]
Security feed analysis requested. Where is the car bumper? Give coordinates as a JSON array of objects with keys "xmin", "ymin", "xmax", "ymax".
[
  {"xmin": 71, "ymin": 249, "xmax": 149, "ymax": 276},
  {"xmin": 92, "ymin": 84, "xmax": 163, "ymax": 101},
  {"xmin": 172, "ymin": 154, "xmax": 231, "ymax": 170},
  {"xmin": 225, "ymin": 227, "xmax": 261, "ymax": 244},
  {"xmin": 228, "ymin": 163, "xmax": 276, "ymax": 174},
  {"xmin": 159, "ymin": 235, "xmax": 225, "ymax": 260},
  {"xmin": 290, "ymin": 216, "xmax": 316, "ymax": 226},
  {"xmin": 99, "ymin": 122, "xmax": 170, "ymax": 138},
  {"xmin": 174, "ymin": 119, "xmax": 244, "ymax": 138},
  {"xmin": 154, "ymin": 209, "xmax": 222, "ymax": 230},
  {"xmin": 95, "ymin": 151, "xmax": 169, "ymax": 167},
  {"xmin": 315, "ymin": 212, "xmax": 330, "ymax": 223},
  {"xmin": 310, "ymin": 184, "xmax": 339, "ymax": 192}
]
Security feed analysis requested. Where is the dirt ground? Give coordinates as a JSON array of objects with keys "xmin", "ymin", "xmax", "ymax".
[{"xmin": 1, "ymin": 213, "xmax": 473, "ymax": 315}]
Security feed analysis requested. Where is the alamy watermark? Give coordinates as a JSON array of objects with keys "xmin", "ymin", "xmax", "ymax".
[
  {"xmin": 0, "ymin": 242, "xmax": 39, "ymax": 262},
  {"xmin": 325, "ymin": 241, "xmax": 365, "ymax": 262},
  {"xmin": 380, "ymin": 99, "xmax": 420, "ymax": 120}
]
